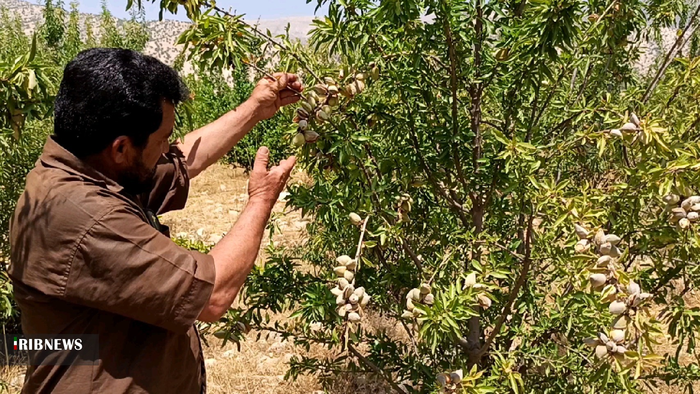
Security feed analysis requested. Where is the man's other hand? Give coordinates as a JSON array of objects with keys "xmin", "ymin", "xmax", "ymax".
[{"xmin": 248, "ymin": 146, "xmax": 296, "ymax": 209}]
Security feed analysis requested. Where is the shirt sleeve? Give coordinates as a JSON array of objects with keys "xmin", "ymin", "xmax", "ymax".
[
  {"xmin": 138, "ymin": 143, "xmax": 191, "ymax": 215},
  {"xmin": 63, "ymin": 205, "xmax": 216, "ymax": 334}
]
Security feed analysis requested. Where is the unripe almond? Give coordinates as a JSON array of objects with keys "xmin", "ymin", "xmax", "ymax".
[
  {"xmin": 360, "ymin": 295, "xmax": 370, "ymax": 307},
  {"xmin": 663, "ymin": 194, "xmax": 680, "ymax": 205},
  {"xmin": 681, "ymin": 196, "xmax": 700, "ymax": 211},
  {"xmin": 336, "ymin": 294, "xmax": 346, "ymax": 305},
  {"xmin": 610, "ymin": 129, "xmax": 623, "ymax": 138},
  {"xmin": 312, "ymin": 84, "xmax": 327, "ymax": 95},
  {"xmin": 597, "ymin": 256, "xmax": 613, "ymax": 267},
  {"xmin": 328, "ymin": 95, "xmax": 339, "ymax": 106},
  {"xmin": 575, "ymin": 239, "xmax": 590, "ymax": 253},
  {"xmin": 477, "ymin": 294, "xmax": 492, "ymax": 309},
  {"xmin": 630, "ymin": 113, "xmax": 640, "ymax": 127},
  {"xmin": 323, "ymin": 77, "xmax": 336, "ymax": 85},
  {"xmin": 343, "ymin": 270, "xmax": 355, "ymax": 281},
  {"xmin": 370, "ymin": 66, "xmax": 380, "ymax": 80},
  {"xmin": 401, "ymin": 310, "xmax": 414, "ymax": 319},
  {"xmin": 599, "ymin": 242, "xmax": 612, "ymax": 255},
  {"xmin": 303, "ymin": 130, "xmax": 320, "ymax": 143},
  {"xmin": 337, "ymin": 255, "xmax": 353, "ymax": 265},
  {"xmin": 449, "ymin": 369, "xmax": 463, "ymax": 383},
  {"xmin": 348, "ymin": 294, "xmax": 359, "ymax": 304},
  {"xmin": 298, "ymin": 119, "xmax": 308, "ymax": 130},
  {"xmin": 609, "ymin": 246, "xmax": 622, "ymax": 258},
  {"xmin": 293, "ymin": 133, "xmax": 306, "ymax": 147},
  {"xmin": 419, "ymin": 283, "xmax": 431, "ymax": 295},
  {"xmin": 574, "ymin": 224, "xmax": 589, "ymax": 240},
  {"xmin": 612, "ymin": 315, "xmax": 628, "ymax": 329},
  {"xmin": 589, "ymin": 273, "xmax": 607, "ymax": 288},
  {"xmin": 436, "ymin": 374, "xmax": 449, "ymax": 387},
  {"xmin": 627, "ymin": 281, "xmax": 640, "ymax": 296},
  {"xmin": 583, "ymin": 337, "xmax": 599, "ymax": 347},
  {"xmin": 355, "ymin": 73, "xmax": 366, "ymax": 81},
  {"xmin": 353, "ymin": 287, "xmax": 365, "ymax": 298},
  {"xmin": 616, "ymin": 346, "xmax": 627, "ymax": 354},
  {"xmin": 594, "ymin": 229, "xmax": 606, "ymax": 245},
  {"xmin": 330, "ymin": 286, "xmax": 343, "ymax": 296},
  {"xmin": 406, "ymin": 288, "xmax": 421, "ymax": 301},
  {"xmin": 595, "ymin": 345, "xmax": 608, "ymax": 358},
  {"xmin": 609, "ymin": 300, "xmax": 627, "ymax": 315},
  {"xmin": 338, "ymin": 305, "xmax": 347, "ymax": 317},
  {"xmin": 679, "ymin": 218, "xmax": 691, "ymax": 229},
  {"xmin": 334, "ymin": 266, "xmax": 347, "ymax": 276},
  {"xmin": 301, "ymin": 101, "xmax": 314, "ymax": 113},
  {"xmin": 688, "ymin": 212, "xmax": 699, "ymax": 222},
  {"xmin": 343, "ymin": 285, "xmax": 354, "ymax": 299},
  {"xmin": 345, "ymin": 259, "xmax": 357, "ymax": 271},
  {"xmin": 406, "ymin": 298, "xmax": 415, "ymax": 311},
  {"xmin": 423, "ymin": 293, "xmax": 435, "ymax": 305},
  {"xmin": 605, "ymin": 234, "xmax": 621, "ymax": 245},
  {"xmin": 464, "ymin": 273, "xmax": 477, "ymax": 288},
  {"xmin": 611, "ymin": 329, "xmax": 625, "ymax": 342},
  {"xmin": 296, "ymin": 108, "xmax": 309, "ymax": 119},
  {"xmin": 349, "ymin": 213, "xmax": 362, "ymax": 226},
  {"xmin": 347, "ymin": 312, "xmax": 361, "ymax": 322},
  {"xmin": 620, "ymin": 122, "xmax": 638, "ymax": 132},
  {"xmin": 338, "ymin": 278, "xmax": 350, "ymax": 290}
]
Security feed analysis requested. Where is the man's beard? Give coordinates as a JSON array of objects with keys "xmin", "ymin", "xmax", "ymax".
[{"xmin": 118, "ymin": 154, "xmax": 157, "ymax": 196}]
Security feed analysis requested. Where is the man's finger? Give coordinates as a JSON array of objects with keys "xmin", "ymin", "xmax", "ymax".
[
  {"xmin": 279, "ymin": 94, "xmax": 300, "ymax": 107},
  {"xmin": 252, "ymin": 146, "xmax": 270, "ymax": 174},
  {"xmin": 278, "ymin": 156, "xmax": 297, "ymax": 178},
  {"xmin": 272, "ymin": 72, "xmax": 301, "ymax": 92}
]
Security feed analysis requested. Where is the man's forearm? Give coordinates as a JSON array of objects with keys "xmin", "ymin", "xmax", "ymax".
[
  {"xmin": 177, "ymin": 99, "xmax": 260, "ymax": 178},
  {"xmin": 198, "ymin": 198, "xmax": 273, "ymax": 321}
]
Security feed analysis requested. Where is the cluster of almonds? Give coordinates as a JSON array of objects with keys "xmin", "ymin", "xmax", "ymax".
[
  {"xmin": 396, "ymin": 193, "xmax": 413, "ymax": 222},
  {"xmin": 292, "ymin": 63, "xmax": 379, "ymax": 147},
  {"xmin": 331, "ymin": 255, "xmax": 371, "ymax": 323},
  {"xmin": 575, "ymin": 225, "xmax": 653, "ymax": 360},
  {"xmin": 464, "ymin": 272, "xmax": 493, "ymax": 309},
  {"xmin": 665, "ymin": 194, "xmax": 700, "ymax": 229},
  {"xmin": 574, "ymin": 224, "xmax": 622, "ymax": 258},
  {"xmin": 607, "ymin": 113, "xmax": 642, "ymax": 138},
  {"xmin": 584, "ymin": 280, "xmax": 653, "ymax": 360},
  {"xmin": 401, "ymin": 284, "xmax": 434, "ymax": 319},
  {"xmin": 436, "ymin": 369, "xmax": 463, "ymax": 393}
]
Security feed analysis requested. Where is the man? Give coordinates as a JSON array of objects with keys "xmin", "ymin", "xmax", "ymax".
[{"xmin": 8, "ymin": 48, "xmax": 301, "ymax": 393}]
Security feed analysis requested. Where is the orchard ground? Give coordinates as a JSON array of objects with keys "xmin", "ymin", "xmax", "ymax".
[{"xmin": 0, "ymin": 163, "xmax": 698, "ymax": 393}]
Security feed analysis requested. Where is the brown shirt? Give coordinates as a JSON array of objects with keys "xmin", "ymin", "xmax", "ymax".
[{"xmin": 8, "ymin": 137, "xmax": 216, "ymax": 394}]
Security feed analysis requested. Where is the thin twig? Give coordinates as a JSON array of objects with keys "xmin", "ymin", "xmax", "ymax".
[
  {"xmin": 354, "ymin": 216, "xmax": 370, "ymax": 270},
  {"xmin": 242, "ymin": 59, "xmax": 305, "ymax": 97},
  {"xmin": 348, "ymin": 344, "xmax": 407, "ymax": 394},
  {"xmin": 202, "ymin": 1, "xmax": 323, "ymax": 83},
  {"xmin": 642, "ymin": 2, "xmax": 700, "ymax": 104},
  {"xmin": 472, "ymin": 214, "xmax": 535, "ymax": 364}
]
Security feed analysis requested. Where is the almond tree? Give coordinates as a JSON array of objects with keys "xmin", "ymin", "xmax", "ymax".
[{"xmin": 138, "ymin": 0, "xmax": 700, "ymax": 392}]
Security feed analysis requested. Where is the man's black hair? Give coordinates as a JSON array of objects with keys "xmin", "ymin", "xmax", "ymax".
[{"xmin": 54, "ymin": 48, "xmax": 189, "ymax": 158}]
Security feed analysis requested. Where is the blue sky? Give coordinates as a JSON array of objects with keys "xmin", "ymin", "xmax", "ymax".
[{"xmin": 60, "ymin": 1, "xmax": 329, "ymax": 21}]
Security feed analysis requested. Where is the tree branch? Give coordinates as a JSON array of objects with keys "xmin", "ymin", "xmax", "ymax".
[
  {"xmin": 642, "ymin": 2, "xmax": 700, "ymax": 104},
  {"xmin": 348, "ymin": 344, "xmax": 407, "ymax": 394},
  {"xmin": 472, "ymin": 214, "xmax": 534, "ymax": 364}
]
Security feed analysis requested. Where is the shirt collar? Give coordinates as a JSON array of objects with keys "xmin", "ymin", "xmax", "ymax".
[{"xmin": 40, "ymin": 136, "xmax": 124, "ymax": 194}]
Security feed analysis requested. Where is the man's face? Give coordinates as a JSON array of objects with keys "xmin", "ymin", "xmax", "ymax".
[{"xmin": 118, "ymin": 102, "xmax": 176, "ymax": 195}]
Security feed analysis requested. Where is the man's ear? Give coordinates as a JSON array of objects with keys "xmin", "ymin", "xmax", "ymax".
[{"xmin": 110, "ymin": 136, "xmax": 132, "ymax": 165}]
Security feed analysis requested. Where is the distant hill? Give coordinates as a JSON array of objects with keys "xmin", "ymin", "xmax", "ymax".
[
  {"xmin": 0, "ymin": 0, "xmax": 685, "ymax": 77},
  {"xmin": 0, "ymin": 0, "xmax": 315, "ymax": 69}
]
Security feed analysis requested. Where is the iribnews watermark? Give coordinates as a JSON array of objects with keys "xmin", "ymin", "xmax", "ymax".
[{"xmin": 0, "ymin": 334, "xmax": 99, "ymax": 366}]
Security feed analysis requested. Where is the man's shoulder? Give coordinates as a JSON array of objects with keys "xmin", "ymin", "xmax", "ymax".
[{"xmin": 16, "ymin": 164, "xmax": 141, "ymax": 234}]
